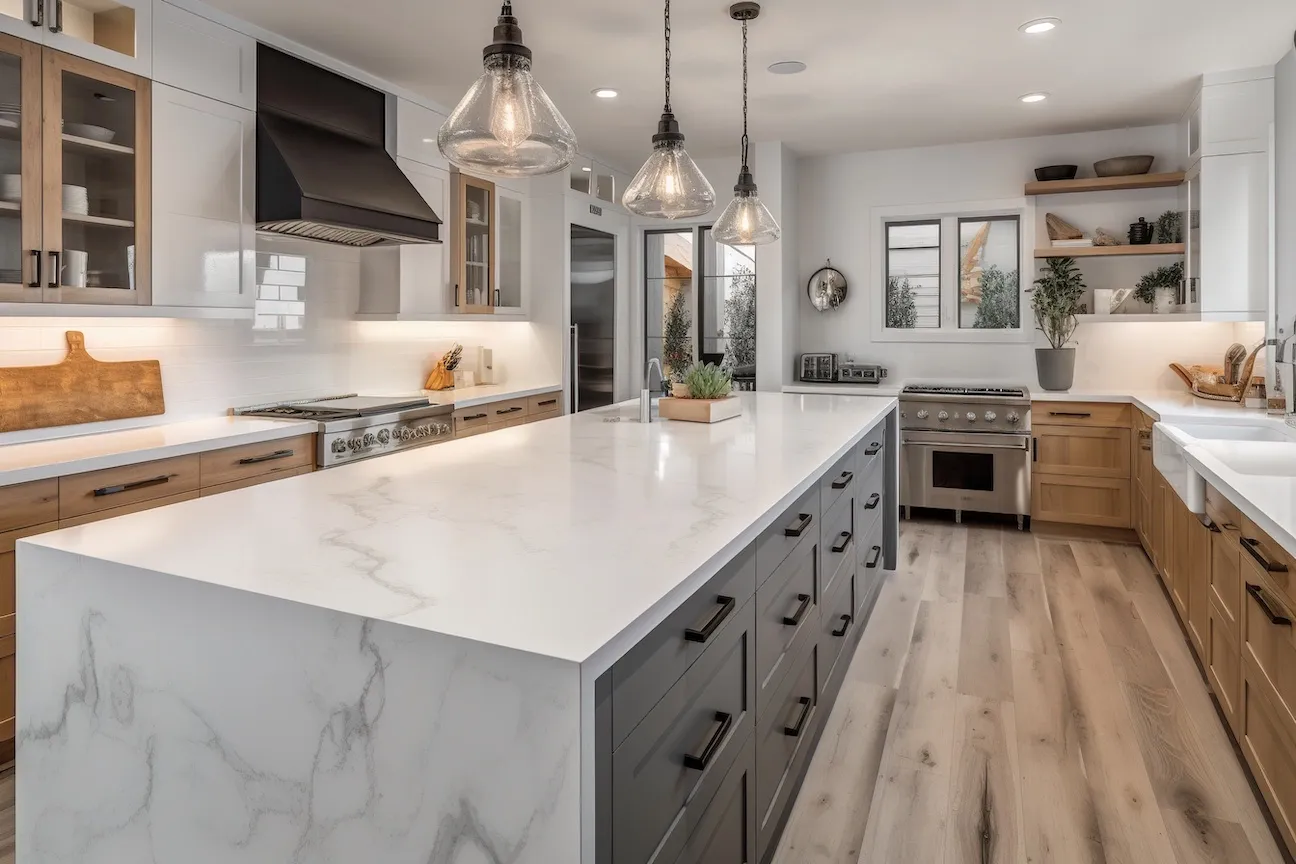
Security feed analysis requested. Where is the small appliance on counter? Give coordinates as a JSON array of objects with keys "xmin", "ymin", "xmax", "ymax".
[
  {"xmin": 798, "ymin": 353, "xmax": 888, "ymax": 385},
  {"xmin": 799, "ymin": 352, "xmax": 838, "ymax": 382},
  {"xmin": 838, "ymin": 363, "xmax": 887, "ymax": 384}
]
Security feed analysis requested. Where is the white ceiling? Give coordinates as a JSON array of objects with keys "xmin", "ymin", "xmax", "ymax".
[{"xmin": 204, "ymin": 0, "xmax": 1296, "ymax": 171}]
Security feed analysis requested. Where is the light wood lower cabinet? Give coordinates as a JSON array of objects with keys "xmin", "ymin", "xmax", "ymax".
[
  {"xmin": 1032, "ymin": 425, "xmax": 1131, "ymax": 478},
  {"xmin": 1185, "ymin": 509, "xmax": 1212, "ymax": 660},
  {"xmin": 1029, "ymin": 401, "xmax": 1134, "ymax": 528},
  {"xmin": 453, "ymin": 390, "xmax": 563, "ymax": 437},
  {"xmin": 1031, "ymin": 474, "xmax": 1132, "ymax": 528}
]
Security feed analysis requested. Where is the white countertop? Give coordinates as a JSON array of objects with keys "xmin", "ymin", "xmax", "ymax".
[
  {"xmin": 428, "ymin": 381, "xmax": 562, "ymax": 409},
  {"xmin": 0, "ymin": 416, "xmax": 319, "ymax": 486},
  {"xmin": 24, "ymin": 392, "xmax": 897, "ymax": 669}
]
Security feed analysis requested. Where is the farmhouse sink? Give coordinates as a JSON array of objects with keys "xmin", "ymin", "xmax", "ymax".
[
  {"xmin": 1170, "ymin": 422, "xmax": 1293, "ymax": 443},
  {"xmin": 1155, "ymin": 418, "xmax": 1296, "ymax": 513},
  {"xmin": 1196, "ymin": 440, "xmax": 1296, "ymax": 477}
]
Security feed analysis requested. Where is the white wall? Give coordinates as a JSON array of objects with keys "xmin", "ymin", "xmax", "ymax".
[{"xmin": 1276, "ymin": 49, "xmax": 1296, "ymax": 347}]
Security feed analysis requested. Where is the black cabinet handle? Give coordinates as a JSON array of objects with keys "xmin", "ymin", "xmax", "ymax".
[
  {"xmin": 683, "ymin": 711, "xmax": 733, "ymax": 771},
  {"xmin": 27, "ymin": 249, "xmax": 40, "ymax": 288},
  {"xmin": 783, "ymin": 696, "xmax": 812, "ymax": 737},
  {"xmin": 864, "ymin": 493, "xmax": 880, "ymax": 510},
  {"xmin": 93, "ymin": 474, "xmax": 173, "ymax": 497},
  {"xmin": 237, "ymin": 449, "xmax": 294, "ymax": 466},
  {"xmin": 496, "ymin": 406, "xmax": 523, "ymax": 415},
  {"xmin": 832, "ymin": 471, "xmax": 854, "ymax": 490},
  {"xmin": 537, "ymin": 398, "xmax": 558, "ymax": 407},
  {"xmin": 465, "ymin": 413, "xmax": 488, "ymax": 421},
  {"xmin": 831, "ymin": 531, "xmax": 853, "ymax": 554},
  {"xmin": 865, "ymin": 442, "xmax": 881, "ymax": 456},
  {"xmin": 684, "ymin": 595, "xmax": 736, "ymax": 644},
  {"xmin": 1199, "ymin": 515, "xmax": 1220, "ymax": 533},
  {"xmin": 47, "ymin": 249, "xmax": 60, "ymax": 288},
  {"xmin": 782, "ymin": 593, "xmax": 812, "ymax": 626},
  {"xmin": 866, "ymin": 545, "xmax": 882, "ymax": 569},
  {"xmin": 832, "ymin": 613, "xmax": 852, "ymax": 638},
  {"xmin": 1049, "ymin": 411, "xmax": 1092, "ymax": 418},
  {"xmin": 1247, "ymin": 583, "xmax": 1292, "ymax": 626},
  {"xmin": 1032, "ymin": 437, "xmax": 1037, "ymax": 462},
  {"xmin": 783, "ymin": 513, "xmax": 813, "ymax": 537},
  {"xmin": 1242, "ymin": 537, "xmax": 1289, "ymax": 573}
]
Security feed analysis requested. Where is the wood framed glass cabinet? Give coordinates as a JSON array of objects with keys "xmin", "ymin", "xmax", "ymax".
[{"xmin": 452, "ymin": 171, "xmax": 495, "ymax": 314}]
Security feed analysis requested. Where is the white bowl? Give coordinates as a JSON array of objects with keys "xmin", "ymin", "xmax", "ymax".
[{"xmin": 63, "ymin": 123, "xmax": 115, "ymax": 143}]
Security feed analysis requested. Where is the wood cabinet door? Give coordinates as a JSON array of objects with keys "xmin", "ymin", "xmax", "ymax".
[
  {"xmin": 453, "ymin": 171, "xmax": 495, "ymax": 313},
  {"xmin": 1211, "ymin": 526, "xmax": 1243, "ymax": 641},
  {"xmin": 1169, "ymin": 492, "xmax": 1189, "ymax": 621},
  {"xmin": 1151, "ymin": 475, "xmax": 1166, "ymax": 577},
  {"xmin": 1031, "ymin": 474, "xmax": 1132, "ymax": 528},
  {"xmin": 1032, "ymin": 425, "xmax": 1132, "ymax": 479},
  {"xmin": 0, "ymin": 33, "xmax": 43, "ymax": 304},
  {"xmin": 1187, "ymin": 513, "xmax": 1213, "ymax": 661}
]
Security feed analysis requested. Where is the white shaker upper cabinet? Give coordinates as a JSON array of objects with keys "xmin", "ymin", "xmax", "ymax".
[
  {"xmin": 1189, "ymin": 152, "xmax": 1270, "ymax": 321},
  {"xmin": 395, "ymin": 97, "xmax": 449, "ymax": 171},
  {"xmin": 151, "ymin": 83, "xmax": 256, "ymax": 311},
  {"xmin": 153, "ymin": 1, "xmax": 254, "ymax": 110},
  {"xmin": 42, "ymin": 0, "xmax": 152, "ymax": 76}
]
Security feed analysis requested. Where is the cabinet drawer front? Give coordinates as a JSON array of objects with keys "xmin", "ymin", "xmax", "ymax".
[
  {"xmin": 0, "ymin": 521, "xmax": 59, "ymax": 637},
  {"xmin": 199, "ymin": 434, "xmax": 315, "ymax": 488},
  {"xmin": 456, "ymin": 424, "xmax": 490, "ymax": 438},
  {"xmin": 1211, "ymin": 529, "xmax": 1243, "ymax": 636},
  {"xmin": 756, "ymin": 538, "xmax": 817, "ymax": 708},
  {"xmin": 612, "ymin": 544, "xmax": 756, "ymax": 748},
  {"xmin": 1031, "ymin": 474, "xmax": 1131, "ymax": 528},
  {"xmin": 819, "ymin": 450, "xmax": 856, "ymax": 517},
  {"xmin": 59, "ymin": 491, "xmax": 200, "ymax": 529},
  {"xmin": 856, "ymin": 434, "xmax": 886, "ymax": 481},
  {"xmin": 612, "ymin": 602, "xmax": 755, "ymax": 864},
  {"xmin": 1032, "ymin": 401, "xmax": 1131, "ymax": 427},
  {"xmin": 671, "ymin": 732, "xmax": 755, "ymax": 864},
  {"xmin": 856, "ymin": 515, "xmax": 886, "ymax": 617},
  {"xmin": 60, "ymin": 455, "xmax": 201, "ymax": 520},
  {"xmin": 1242, "ymin": 569, "xmax": 1296, "ymax": 725},
  {"xmin": 488, "ymin": 416, "xmax": 527, "ymax": 431},
  {"xmin": 200, "ymin": 465, "xmax": 313, "ymax": 498},
  {"xmin": 0, "ymin": 478, "xmax": 58, "ymax": 534},
  {"xmin": 453, "ymin": 409, "xmax": 493, "ymax": 432},
  {"xmin": 1238, "ymin": 517, "xmax": 1296, "ymax": 611},
  {"xmin": 1209, "ymin": 607, "xmax": 1242, "ymax": 733},
  {"xmin": 526, "ymin": 409, "xmax": 563, "ymax": 424},
  {"xmin": 756, "ymin": 485, "xmax": 820, "ymax": 586},
  {"xmin": 818, "ymin": 557, "xmax": 856, "ymax": 697},
  {"xmin": 1033, "ymin": 426, "xmax": 1131, "ymax": 479},
  {"xmin": 526, "ymin": 391, "xmax": 562, "ymax": 415},
  {"xmin": 756, "ymin": 641, "xmax": 818, "ymax": 858},
  {"xmin": 485, "ymin": 397, "xmax": 530, "ymax": 421},
  {"xmin": 0, "ymin": 647, "xmax": 12, "ymax": 741},
  {"xmin": 1243, "ymin": 680, "xmax": 1296, "ymax": 854},
  {"xmin": 1207, "ymin": 484, "xmax": 1243, "ymax": 531},
  {"xmin": 856, "ymin": 455, "xmax": 885, "ymax": 536},
  {"xmin": 820, "ymin": 490, "xmax": 854, "ymax": 600}
]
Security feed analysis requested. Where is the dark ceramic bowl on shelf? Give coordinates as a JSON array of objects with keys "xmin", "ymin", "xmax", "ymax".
[
  {"xmin": 1094, "ymin": 155, "xmax": 1155, "ymax": 177},
  {"xmin": 1034, "ymin": 165, "xmax": 1079, "ymax": 182}
]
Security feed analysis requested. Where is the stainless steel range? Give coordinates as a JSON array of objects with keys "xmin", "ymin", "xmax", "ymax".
[
  {"xmin": 899, "ymin": 385, "xmax": 1033, "ymax": 526},
  {"xmin": 237, "ymin": 395, "xmax": 454, "ymax": 469}
]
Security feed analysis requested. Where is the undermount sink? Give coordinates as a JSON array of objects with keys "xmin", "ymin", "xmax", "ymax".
[
  {"xmin": 1171, "ymin": 422, "xmax": 1294, "ymax": 443},
  {"xmin": 1197, "ymin": 441, "xmax": 1296, "ymax": 477}
]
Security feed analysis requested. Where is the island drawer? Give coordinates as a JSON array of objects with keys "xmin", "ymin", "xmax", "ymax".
[
  {"xmin": 857, "ymin": 517, "xmax": 885, "ymax": 617},
  {"xmin": 199, "ymin": 434, "xmax": 316, "ymax": 489},
  {"xmin": 756, "ymin": 536, "xmax": 817, "ymax": 714},
  {"xmin": 612, "ymin": 600, "xmax": 755, "ymax": 864},
  {"xmin": 820, "ymin": 490, "xmax": 854, "ymax": 601},
  {"xmin": 670, "ymin": 732, "xmax": 756, "ymax": 864},
  {"xmin": 756, "ymin": 485, "xmax": 820, "ymax": 586},
  {"xmin": 0, "ymin": 479, "xmax": 58, "ymax": 534},
  {"xmin": 818, "ymin": 556, "xmax": 856, "ymax": 699},
  {"xmin": 527, "ymin": 391, "xmax": 563, "ymax": 414},
  {"xmin": 1032, "ymin": 401, "xmax": 1131, "ymax": 428},
  {"xmin": 856, "ymin": 455, "xmax": 885, "ymax": 535},
  {"xmin": 756, "ymin": 639, "xmax": 818, "ymax": 860},
  {"xmin": 611, "ymin": 543, "xmax": 756, "ymax": 747},
  {"xmin": 59, "ymin": 455, "xmax": 201, "ymax": 521},
  {"xmin": 856, "ymin": 432, "xmax": 885, "ymax": 478},
  {"xmin": 819, "ymin": 450, "xmax": 856, "ymax": 517}
]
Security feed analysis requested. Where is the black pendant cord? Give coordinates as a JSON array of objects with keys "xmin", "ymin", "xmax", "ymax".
[
  {"xmin": 740, "ymin": 17, "xmax": 749, "ymax": 170},
  {"xmin": 663, "ymin": 0, "xmax": 672, "ymax": 114}
]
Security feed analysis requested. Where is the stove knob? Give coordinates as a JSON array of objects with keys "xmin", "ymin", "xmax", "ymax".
[
  {"xmin": 937, "ymin": 411, "xmax": 949, "ymax": 421},
  {"xmin": 363, "ymin": 433, "xmax": 376, "ymax": 447},
  {"xmin": 416, "ymin": 426, "xmax": 429, "ymax": 438},
  {"xmin": 984, "ymin": 411, "xmax": 997, "ymax": 422},
  {"xmin": 377, "ymin": 429, "xmax": 391, "ymax": 444},
  {"xmin": 348, "ymin": 438, "xmax": 363, "ymax": 451},
  {"xmin": 1007, "ymin": 411, "xmax": 1020, "ymax": 424},
  {"xmin": 437, "ymin": 423, "xmax": 451, "ymax": 435},
  {"xmin": 916, "ymin": 409, "xmax": 930, "ymax": 420},
  {"xmin": 331, "ymin": 439, "xmax": 347, "ymax": 454},
  {"xmin": 965, "ymin": 412, "xmax": 977, "ymax": 422}
]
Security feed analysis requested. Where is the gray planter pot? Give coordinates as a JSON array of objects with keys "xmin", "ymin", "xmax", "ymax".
[{"xmin": 1036, "ymin": 347, "xmax": 1076, "ymax": 392}]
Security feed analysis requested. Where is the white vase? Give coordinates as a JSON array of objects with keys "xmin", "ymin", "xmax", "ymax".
[
  {"xmin": 1093, "ymin": 288, "xmax": 1113, "ymax": 315},
  {"xmin": 1154, "ymin": 286, "xmax": 1177, "ymax": 314}
]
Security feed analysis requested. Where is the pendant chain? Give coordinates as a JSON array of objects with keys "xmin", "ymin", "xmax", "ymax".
[
  {"xmin": 740, "ymin": 17, "xmax": 749, "ymax": 167},
  {"xmin": 663, "ymin": 0, "xmax": 672, "ymax": 113}
]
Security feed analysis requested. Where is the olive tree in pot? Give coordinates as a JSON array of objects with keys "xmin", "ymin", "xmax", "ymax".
[{"xmin": 1029, "ymin": 257, "xmax": 1086, "ymax": 391}]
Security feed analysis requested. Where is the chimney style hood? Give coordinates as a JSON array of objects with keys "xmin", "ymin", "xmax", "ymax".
[{"xmin": 256, "ymin": 45, "xmax": 442, "ymax": 247}]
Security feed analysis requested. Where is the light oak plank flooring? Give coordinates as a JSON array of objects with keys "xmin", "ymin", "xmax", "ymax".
[{"xmin": 774, "ymin": 519, "xmax": 1287, "ymax": 864}]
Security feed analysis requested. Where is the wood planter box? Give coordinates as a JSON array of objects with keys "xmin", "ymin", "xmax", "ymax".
[{"xmin": 658, "ymin": 396, "xmax": 743, "ymax": 424}]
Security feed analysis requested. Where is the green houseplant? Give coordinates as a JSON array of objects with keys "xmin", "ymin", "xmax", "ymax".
[
  {"xmin": 1029, "ymin": 257, "xmax": 1086, "ymax": 391},
  {"xmin": 681, "ymin": 362, "xmax": 734, "ymax": 400},
  {"xmin": 1134, "ymin": 262, "xmax": 1184, "ymax": 314}
]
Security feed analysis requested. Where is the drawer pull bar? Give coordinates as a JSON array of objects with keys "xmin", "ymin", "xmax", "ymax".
[
  {"xmin": 864, "ymin": 493, "xmax": 881, "ymax": 510},
  {"xmin": 537, "ymin": 398, "xmax": 558, "ymax": 407},
  {"xmin": 683, "ymin": 711, "xmax": 733, "ymax": 771},
  {"xmin": 784, "ymin": 513, "xmax": 813, "ymax": 537},
  {"xmin": 865, "ymin": 545, "xmax": 882, "ymax": 569},
  {"xmin": 684, "ymin": 596, "xmax": 736, "ymax": 644},
  {"xmin": 1246, "ymin": 583, "xmax": 1292, "ymax": 626},
  {"xmin": 831, "ymin": 531, "xmax": 853, "ymax": 554},
  {"xmin": 832, "ymin": 471, "xmax": 854, "ymax": 490},
  {"xmin": 465, "ymin": 413, "xmax": 488, "ymax": 421},
  {"xmin": 832, "ymin": 613, "xmax": 852, "ymax": 638},
  {"xmin": 496, "ymin": 406, "xmax": 524, "ymax": 415},
  {"xmin": 93, "ymin": 474, "xmax": 174, "ymax": 497},
  {"xmin": 237, "ymin": 449, "xmax": 294, "ymax": 466},
  {"xmin": 1049, "ymin": 411, "xmax": 1092, "ymax": 418},
  {"xmin": 865, "ymin": 442, "xmax": 882, "ymax": 456},
  {"xmin": 783, "ymin": 696, "xmax": 812, "ymax": 737},
  {"xmin": 1241, "ymin": 537, "xmax": 1289, "ymax": 573},
  {"xmin": 783, "ymin": 593, "xmax": 812, "ymax": 627}
]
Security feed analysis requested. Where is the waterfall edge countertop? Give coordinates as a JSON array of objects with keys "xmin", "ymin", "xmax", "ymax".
[{"xmin": 21, "ymin": 392, "xmax": 898, "ymax": 671}]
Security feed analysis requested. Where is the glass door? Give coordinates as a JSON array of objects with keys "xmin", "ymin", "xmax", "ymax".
[
  {"xmin": 455, "ymin": 172, "xmax": 494, "ymax": 313},
  {"xmin": 43, "ymin": 0, "xmax": 150, "ymax": 77},
  {"xmin": 0, "ymin": 34, "xmax": 40, "ymax": 302},
  {"xmin": 42, "ymin": 48, "xmax": 148, "ymax": 304}
]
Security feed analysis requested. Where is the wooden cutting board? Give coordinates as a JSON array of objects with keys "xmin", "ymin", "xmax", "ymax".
[{"xmin": 0, "ymin": 331, "xmax": 164, "ymax": 433}]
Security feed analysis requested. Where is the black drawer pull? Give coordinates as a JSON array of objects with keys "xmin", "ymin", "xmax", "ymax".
[
  {"xmin": 537, "ymin": 398, "xmax": 558, "ymax": 407},
  {"xmin": 832, "ymin": 471, "xmax": 854, "ymax": 490},
  {"xmin": 1242, "ymin": 537, "xmax": 1289, "ymax": 573},
  {"xmin": 831, "ymin": 531, "xmax": 853, "ymax": 554},
  {"xmin": 93, "ymin": 474, "xmax": 174, "ymax": 497},
  {"xmin": 864, "ymin": 492, "xmax": 880, "ymax": 510},
  {"xmin": 865, "ymin": 545, "xmax": 882, "ymax": 569},
  {"xmin": 465, "ymin": 413, "xmax": 488, "ymax": 421},
  {"xmin": 782, "ymin": 593, "xmax": 812, "ymax": 626},
  {"xmin": 683, "ymin": 711, "xmax": 733, "ymax": 771},
  {"xmin": 1049, "ymin": 411, "xmax": 1092, "ymax": 418},
  {"xmin": 496, "ymin": 406, "xmax": 524, "ymax": 415},
  {"xmin": 684, "ymin": 595, "xmax": 736, "ymax": 643},
  {"xmin": 783, "ymin": 696, "xmax": 812, "ymax": 737},
  {"xmin": 1247, "ymin": 583, "xmax": 1292, "ymax": 626},
  {"xmin": 865, "ymin": 442, "xmax": 882, "ymax": 456},
  {"xmin": 832, "ymin": 613, "xmax": 852, "ymax": 638},
  {"xmin": 237, "ymin": 449, "xmax": 294, "ymax": 466},
  {"xmin": 783, "ymin": 513, "xmax": 813, "ymax": 537}
]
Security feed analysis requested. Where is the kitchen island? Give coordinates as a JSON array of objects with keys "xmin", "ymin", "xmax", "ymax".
[{"xmin": 16, "ymin": 392, "xmax": 898, "ymax": 864}]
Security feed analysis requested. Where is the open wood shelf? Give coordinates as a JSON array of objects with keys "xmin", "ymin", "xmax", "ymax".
[
  {"xmin": 1035, "ymin": 243, "xmax": 1185, "ymax": 259},
  {"xmin": 1025, "ymin": 172, "xmax": 1185, "ymax": 196}
]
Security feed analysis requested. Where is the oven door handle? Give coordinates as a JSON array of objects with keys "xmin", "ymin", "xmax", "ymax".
[{"xmin": 901, "ymin": 436, "xmax": 1031, "ymax": 451}]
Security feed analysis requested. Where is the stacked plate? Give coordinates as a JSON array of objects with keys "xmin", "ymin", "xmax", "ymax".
[
  {"xmin": 64, "ymin": 122, "xmax": 115, "ymax": 143},
  {"xmin": 62, "ymin": 184, "xmax": 88, "ymax": 215},
  {"xmin": 0, "ymin": 174, "xmax": 20, "ymax": 202},
  {"xmin": 0, "ymin": 102, "xmax": 19, "ymax": 130}
]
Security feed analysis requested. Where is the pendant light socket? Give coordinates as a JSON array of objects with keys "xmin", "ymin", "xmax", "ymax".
[
  {"xmin": 729, "ymin": 1, "xmax": 760, "ymax": 21},
  {"xmin": 484, "ymin": 2, "xmax": 532, "ymax": 62},
  {"xmin": 734, "ymin": 167, "xmax": 757, "ymax": 195},
  {"xmin": 653, "ymin": 112, "xmax": 685, "ymax": 145}
]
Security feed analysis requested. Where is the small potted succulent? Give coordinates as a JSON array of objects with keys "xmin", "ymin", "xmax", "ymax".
[
  {"xmin": 1028, "ymin": 257, "xmax": 1086, "ymax": 391},
  {"xmin": 1134, "ymin": 262, "xmax": 1184, "ymax": 314},
  {"xmin": 659, "ymin": 362, "xmax": 743, "ymax": 423}
]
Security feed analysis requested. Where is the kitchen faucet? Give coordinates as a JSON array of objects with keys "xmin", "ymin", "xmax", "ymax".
[{"xmin": 642, "ymin": 358, "xmax": 663, "ymax": 423}]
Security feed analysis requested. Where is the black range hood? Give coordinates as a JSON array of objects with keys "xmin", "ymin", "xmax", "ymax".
[{"xmin": 256, "ymin": 45, "xmax": 442, "ymax": 247}]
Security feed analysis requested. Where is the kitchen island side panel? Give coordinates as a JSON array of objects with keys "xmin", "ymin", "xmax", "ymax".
[{"xmin": 15, "ymin": 543, "xmax": 582, "ymax": 864}]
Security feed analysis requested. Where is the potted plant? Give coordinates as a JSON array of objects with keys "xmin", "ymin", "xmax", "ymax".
[
  {"xmin": 659, "ymin": 362, "xmax": 742, "ymax": 423},
  {"xmin": 1134, "ymin": 262, "xmax": 1184, "ymax": 314},
  {"xmin": 1029, "ymin": 257, "xmax": 1086, "ymax": 391}
]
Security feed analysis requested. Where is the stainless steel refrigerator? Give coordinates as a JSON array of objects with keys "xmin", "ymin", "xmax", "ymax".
[{"xmin": 570, "ymin": 226, "xmax": 616, "ymax": 412}]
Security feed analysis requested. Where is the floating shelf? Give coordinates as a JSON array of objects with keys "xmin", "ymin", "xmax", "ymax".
[
  {"xmin": 1035, "ymin": 243, "xmax": 1185, "ymax": 259},
  {"xmin": 1025, "ymin": 172, "xmax": 1185, "ymax": 196},
  {"xmin": 63, "ymin": 211, "xmax": 134, "ymax": 228},
  {"xmin": 61, "ymin": 134, "xmax": 134, "ymax": 156},
  {"xmin": 1076, "ymin": 312, "xmax": 1202, "ymax": 323}
]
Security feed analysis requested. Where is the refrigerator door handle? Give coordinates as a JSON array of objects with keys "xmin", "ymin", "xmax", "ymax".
[{"xmin": 570, "ymin": 323, "xmax": 580, "ymax": 414}]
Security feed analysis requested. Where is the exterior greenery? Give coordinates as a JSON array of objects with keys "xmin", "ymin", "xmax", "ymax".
[
  {"xmin": 662, "ymin": 289, "xmax": 693, "ymax": 382},
  {"xmin": 1029, "ymin": 257, "xmax": 1086, "ymax": 348},
  {"xmin": 1133, "ymin": 262, "xmax": 1184, "ymax": 306},
  {"xmin": 972, "ymin": 266, "xmax": 1020, "ymax": 329},
  {"xmin": 721, "ymin": 264, "xmax": 757, "ymax": 373},
  {"xmin": 682, "ymin": 362, "xmax": 733, "ymax": 400},
  {"xmin": 886, "ymin": 276, "xmax": 918, "ymax": 329}
]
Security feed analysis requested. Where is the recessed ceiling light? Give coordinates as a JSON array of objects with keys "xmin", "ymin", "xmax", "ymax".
[
  {"xmin": 582, "ymin": 166, "xmax": 592, "ymax": 172},
  {"xmin": 1019, "ymin": 92, "xmax": 1050, "ymax": 103},
  {"xmin": 592, "ymin": 88, "xmax": 619, "ymax": 99},
  {"xmin": 768, "ymin": 60, "xmax": 806, "ymax": 75},
  {"xmin": 421, "ymin": 137, "xmax": 435, "ymax": 144},
  {"xmin": 1019, "ymin": 17, "xmax": 1060, "ymax": 34}
]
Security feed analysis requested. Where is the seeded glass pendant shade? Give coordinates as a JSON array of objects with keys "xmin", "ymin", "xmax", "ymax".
[
  {"xmin": 623, "ymin": 0, "xmax": 715, "ymax": 219},
  {"xmin": 712, "ymin": 2, "xmax": 781, "ymax": 247},
  {"xmin": 437, "ymin": 2, "xmax": 577, "ymax": 178}
]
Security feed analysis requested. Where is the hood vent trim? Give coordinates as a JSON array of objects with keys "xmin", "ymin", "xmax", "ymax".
[{"xmin": 258, "ymin": 221, "xmax": 390, "ymax": 247}]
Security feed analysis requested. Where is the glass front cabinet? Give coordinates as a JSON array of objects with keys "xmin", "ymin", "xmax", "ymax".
[
  {"xmin": 0, "ymin": 32, "xmax": 149, "ymax": 306},
  {"xmin": 450, "ymin": 170, "xmax": 527, "ymax": 316}
]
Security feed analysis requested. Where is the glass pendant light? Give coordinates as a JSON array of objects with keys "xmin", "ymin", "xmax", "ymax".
[
  {"xmin": 712, "ymin": 2, "xmax": 781, "ymax": 246},
  {"xmin": 437, "ymin": 2, "xmax": 578, "ymax": 178},
  {"xmin": 622, "ymin": 0, "xmax": 716, "ymax": 219}
]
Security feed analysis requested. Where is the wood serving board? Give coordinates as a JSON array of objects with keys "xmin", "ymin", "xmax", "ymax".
[{"xmin": 0, "ymin": 331, "xmax": 164, "ymax": 432}]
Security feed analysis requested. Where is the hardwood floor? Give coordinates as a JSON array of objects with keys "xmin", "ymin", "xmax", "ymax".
[{"xmin": 774, "ymin": 519, "xmax": 1288, "ymax": 864}]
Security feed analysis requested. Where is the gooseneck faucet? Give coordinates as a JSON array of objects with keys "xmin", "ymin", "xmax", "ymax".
[{"xmin": 642, "ymin": 358, "xmax": 664, "ymax": 423}]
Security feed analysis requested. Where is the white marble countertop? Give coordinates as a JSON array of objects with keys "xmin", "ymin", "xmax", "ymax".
[
  {"xmin": 24, "ymin": 392, "xmax": 897, "ymax": 669},
  {"xmin": 426, "ymin": 381, "xmax": 562, "ymax": 409},
  {"xmin": 0, "ymin": 416, "xmax": 319, "ymax": 486}
]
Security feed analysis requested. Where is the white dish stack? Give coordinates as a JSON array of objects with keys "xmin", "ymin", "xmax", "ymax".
[
  {"xmin": 0, "ymin": 174, "xmax": 20, "ymax": 203},
  {"xmin": 62, "ymin": 184, "xmax": 89, "ymax": 215}
]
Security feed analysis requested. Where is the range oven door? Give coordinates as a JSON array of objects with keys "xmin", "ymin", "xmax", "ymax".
[{"xmin": 901, "ymin": 430, "xmax": 1031, "ymax": 517}]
